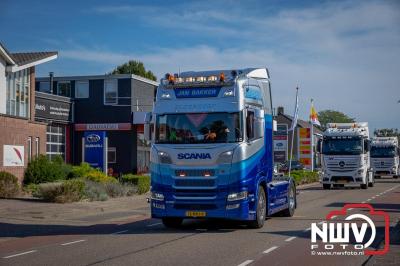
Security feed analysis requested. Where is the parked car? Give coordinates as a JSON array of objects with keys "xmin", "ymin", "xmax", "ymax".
[{"xmin": 279, "ymin": 160, "xmax": 305, "ymax": 173}]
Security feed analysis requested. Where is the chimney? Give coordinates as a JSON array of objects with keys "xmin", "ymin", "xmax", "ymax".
[
  {"xmin": 277, "ymin": 106, "xmax": 284, "ymax": 115},
  {"xmin": 49, "ymin": 72, "xmax": 54, "ymax": 94}
]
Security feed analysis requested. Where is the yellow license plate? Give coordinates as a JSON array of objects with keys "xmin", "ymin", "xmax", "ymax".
[
  {"xmin": 186, "ymin": 211, "xmax": 206, "ymax": 217},
  {"xmin": 337, "ymin": 179, "xmax": 348, "ymax": 184}
]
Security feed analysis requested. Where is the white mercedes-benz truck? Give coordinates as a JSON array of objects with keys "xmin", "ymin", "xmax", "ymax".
[
  {"xmin": 319, "ymin": 123, "xmax": 374, "ymax": 189},
  {"xmin": 370, "ymin": 137, "xmax": 399, "ymax": 179}
]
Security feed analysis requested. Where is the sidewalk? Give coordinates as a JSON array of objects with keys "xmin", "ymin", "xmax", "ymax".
[{"xmin": 0, "ymin": 193, "xmax": 150, "ymax": 228}]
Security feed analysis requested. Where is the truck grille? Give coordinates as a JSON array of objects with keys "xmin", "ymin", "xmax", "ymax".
[
  {"xmin": 373, "ymin": 162, "xmax": 393, "ymax": 169},
  {"xmin": 175, "ymin": 179, "xmax": 215, "ymax": 187}
]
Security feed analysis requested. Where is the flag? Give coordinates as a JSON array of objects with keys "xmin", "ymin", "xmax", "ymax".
[
  {"xmin": 289, "ymin": 87, "xmax": 299, "ymax": 131},
  {"xmin": 310, "ymin": 99, "xmax": 321, "ymax": 126}
]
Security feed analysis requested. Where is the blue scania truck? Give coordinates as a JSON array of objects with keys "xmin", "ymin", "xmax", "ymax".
[{"xmin": 145, "ymin": 68, "xmax": 296, "ymax": 228}]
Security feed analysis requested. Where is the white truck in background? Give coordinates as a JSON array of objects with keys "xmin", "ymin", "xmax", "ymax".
[
  {"xmin": 370, "ymin": 137, "xmax": 399, "ymax": 179},
  {"xmin": 319, "ymin": 123, "xmax": 374, "ymax": 189}
]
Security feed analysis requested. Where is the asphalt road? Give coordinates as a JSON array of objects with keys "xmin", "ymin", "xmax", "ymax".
[{"xmin": 1, "ymin": 178, "xmax": 399, "ymax": 266}]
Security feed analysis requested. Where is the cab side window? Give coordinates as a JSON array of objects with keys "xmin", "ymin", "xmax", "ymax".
[{"xmin": 246, "ymin": 110, "xmax": 255, "ymax": 140}]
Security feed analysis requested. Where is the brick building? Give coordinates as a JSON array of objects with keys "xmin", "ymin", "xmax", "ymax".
[{"xmin": 0, "ymin": 42, "xmax": 57, "ymax": 181}]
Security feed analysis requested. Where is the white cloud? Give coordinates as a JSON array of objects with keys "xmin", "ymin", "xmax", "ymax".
[{"xmin": 58, "ymin": 0, "xmax": 400, "ymax": 130}]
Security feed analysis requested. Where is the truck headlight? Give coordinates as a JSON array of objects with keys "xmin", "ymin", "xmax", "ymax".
[
  {"xmin": 158, "ymin": 151, "xmax": 172, "ymax": 164},
  {"xmin": 227, "ymin": 191, "xmax": 248, "ymax": 201},
  {"xmin": 151, "ymin": 191, "xmax": 164, "ymax": 201},
  {"xmin": 217, "ymin": 151, "xmax": 233, "ymax": 164}
]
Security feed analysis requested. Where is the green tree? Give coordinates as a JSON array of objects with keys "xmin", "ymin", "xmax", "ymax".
[
  {"xmin": 110, "ymin": 60, "xmax": 157, "ymax": 81},
  {"xmin": 318, "ymin": 110, "xmax": 355, "ymax": 130},
  {"xmin": 374, "ymin": 128, "xmax": 400, "ymax": 141}
]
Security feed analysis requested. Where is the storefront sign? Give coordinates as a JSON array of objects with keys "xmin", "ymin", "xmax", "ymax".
[
  {"xmin": 75, "ymin": 123, "xmax": 131, "ymax": 131},
  {"xmin": 3, "ymin": 145, "xmax": 24, "ymax": 166},
  {"xmin": 273, "ymin": 124, "xmax": 288, "ymax": 163},
  {"xmin": 298, "ymin": 128, "xmax": 312, "ymax": 168},
  {"xmin": 84, "ymin": 131, "xmax": 107, "ymax": 171},
  {"xmin": 35, "ymin": 97, "xmax": 72, "ymax": 121}
]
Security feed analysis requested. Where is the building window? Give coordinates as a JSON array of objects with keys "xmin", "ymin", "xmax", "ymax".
[
  {"xmin": 108, "ymin": 147, "xmax": 116, "ymax": 164},
  {"xmin": 35, "ymin": 137, "xmax": 40, "ymax": 156},
  {"xmin": 104, "ymin": 79, "xmax": 118, "ymax": 105},
  {"xmin": 27, "ymin": 137, "xmax": 32, "ymax": 162},
  {"xmin": 57, "ymin": 81, "xmax": 71, "ymax": 97},
  {"xmin": 75, "ymin": 81, "xmax": 89, "ymax": 98},
  {"xmin": 6, "ymin": 68, "xmax": 30, "ymax": 118},
  {"xmin": 46, "ymin": 125, "xmax": 66, "ymax": 161},
  {"xmin": 39, "ymin": 81, "xmax": 51, "ymax": 93}
]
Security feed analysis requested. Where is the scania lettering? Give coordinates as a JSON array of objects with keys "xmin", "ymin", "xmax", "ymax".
[
  {"xmin": 370, "ymin": 137, "xmax": 399, "ymax": 179},
  {"xmin": 145, "ymin": 68, "xmax": 297, "ymax": 228},
  {"xmin": 319, "ymin": 123, "xmax": 374, "ymax": 189}
]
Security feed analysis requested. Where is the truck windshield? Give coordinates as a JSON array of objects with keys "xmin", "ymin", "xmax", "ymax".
[
  {"xmin": 155, "ymin": 112, "xmax": 243, "ymax": 144},
  {"xmin": 322, "ymin": 138, "xmax": 363, "ymax": 155},
  {"xmin": 370, "ymin": 146, "xmax": 396, "ymax": 158}
]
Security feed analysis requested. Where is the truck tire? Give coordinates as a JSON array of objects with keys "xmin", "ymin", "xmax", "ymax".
[
  {"xmin": 162, "ymin": 217, "xmax": 183, "ymax": 228},
  {"xmin": 394, "ymin": 176, "xmax": 399, "ymax": 179},
  {"xmin": 281, "ymin": 182, "xmax": 296, "ymax": 217},
  {"xmin": 248, "ymin": 186, "xmax": 266, "ymax": 229},
  {"xmin": 323, "ymin": 184, "xmax": 331, "ymax": 190}
]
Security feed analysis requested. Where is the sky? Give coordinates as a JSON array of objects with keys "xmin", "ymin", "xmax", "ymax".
[{"xmin": 1, "ymin": 0, "xmax": 399, "ymax": 131}]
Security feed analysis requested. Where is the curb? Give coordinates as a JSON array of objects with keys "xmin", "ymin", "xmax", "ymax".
[{"xmin": 296, "ymin": 182, "xmax": 320, "ymax": 189}]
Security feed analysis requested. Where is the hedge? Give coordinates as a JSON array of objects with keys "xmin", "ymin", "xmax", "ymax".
[
  {"xmin": 121, "ymin": 174, "xmax": 150, "ymax": 194},
  {"xmin": 0, "ymin": 171, "xmax": 19, "ymax": 198},
  {"xmin": 289, "ymin": 170, "xmax": 320, "ymax": 185}
]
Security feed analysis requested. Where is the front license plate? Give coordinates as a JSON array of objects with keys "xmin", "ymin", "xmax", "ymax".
[
  {"xmin": 337, "ymin": 179, "xmax": 348, "ymax": 184},
  {"xmin": 185, "ymin": 211, "xmax": 206, "ymax": 217}
]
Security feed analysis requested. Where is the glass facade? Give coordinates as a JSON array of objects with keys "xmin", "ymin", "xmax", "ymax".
[
  {"xmin": 46, "ymin": 124, "xmax": 66, "ymax": 161},
  {"xmin": 6, "ymin": 68, "xmax": 30, "ymax": 118}
]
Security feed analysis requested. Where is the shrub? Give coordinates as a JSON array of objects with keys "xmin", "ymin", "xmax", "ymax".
[
  {"xmin": 35, "ymin": 179, "xmax": 85, "ymax": 203},
  {"xmin": 137, "ymin": 176, "xmax": 150, "ymax": 194},
  {"xmin": 69, "ymin": 163, "xmax": 93, "ymax": 179},
  {"xmin": 121, "ymin": 174, "xmax": 150, "ymax": 194},
  {"xmin": 84, "ymin": 180, "xmax": 108, "ymax": 201},
  {"xmin": 103, "ymin": 182, "xmax": 136, "ymax": 198},
  {"xmin": 24, "ymin": 155, "xmax": 68, "ymax": 184},
  {"xmin": 290, "ymin": 170, "xmax": 319, "ymax": 185},
  {"xmin": 84, "ymin": 170, "xmax": 117, "ymax": 183},
  {"xmin": 0, "ymin": 171, "xmax": 19, "ymax": 198}
]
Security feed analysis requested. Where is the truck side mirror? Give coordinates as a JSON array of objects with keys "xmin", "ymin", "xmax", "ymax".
[
  {"xmin": 316, "ymin": 139, "xmax": 322, "ymax": 153},
  {"xmin": 144, "ymin": 112, "xmax": 152, "ymax": 142}
]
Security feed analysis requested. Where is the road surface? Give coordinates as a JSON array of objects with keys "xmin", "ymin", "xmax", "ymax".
[{"xmin": 1, "ymin": 178, "xmax": 399, "ymax": 266}]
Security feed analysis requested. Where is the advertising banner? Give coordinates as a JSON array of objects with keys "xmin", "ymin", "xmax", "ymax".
[
  {"xmin": 35, "ymin": 96, "xmax": 72, "ymax": 121},
  {"xmin": 84, "ymin": 131, "xmax": 107, "ymax": 171},
  {"xmin": 3, "ymin": 145, "xmax": 24, "ymax": 167},
  {"xmin": 273, "ymin": 124, "xmax": 288, "ymax": 163},
  {"xmin": 298, "ymin": 127, "xmax": 312, "ymax": 168}
]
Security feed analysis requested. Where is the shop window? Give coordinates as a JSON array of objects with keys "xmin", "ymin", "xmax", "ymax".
[
  {"xmin": 108, "ymin": 147, "xmax": 116, "ymax": 164},
  {"xmin": 104, "ymin": 79, "xmax": 118, "ymax": 105},
  {"xmin": 46, "ymin": 125, "xmax": 66, "ymax": 161},
  {"xmin": 57, "ymin": 81, "xmax": 71, "ymax": 97},
  {"xmin": 39, "ymin": 81, "xmax": 51, "ymax": 93},
  {"xmin": 75, "ymin": 81, "xmax": 89, "ymax": 98}
]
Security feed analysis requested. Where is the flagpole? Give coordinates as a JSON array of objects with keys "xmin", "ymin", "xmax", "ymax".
[
  {"xmin": 310, "ymin": 99, "xmax": 314, "ymax": 172},
  {"xmin": 288, "ymin": 87, "xmax": 299, "ymax": 177}
]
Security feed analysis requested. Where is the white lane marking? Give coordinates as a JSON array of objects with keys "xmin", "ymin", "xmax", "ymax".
[
  {"xmin": 111, "ymin": 230, "xmax": 128, "ymax": 235},
  {"xmin": 147, "ymin": 222, "xmax": 162, "ymax": 227},
  {"xmin": 366, "ymin": 199, "xmax": 371, "ymax": 202},
  {"xmin": 372, "ymin": 196, "xmax": 376, "ymax": 199},
  {"xmin": 303, "ymin": 227, "xmax": 311, "ymax": 232},
  {"xmin": 3, "ymin": 250, "xmax": 37, "ymax": 259},
  {"xmin": 238, "ymin": 259, "xmax": 253, "ymax": 266},
  {"xmin": 285, "ymin": 236, "xmax": 296, "ymax": 242},
  {"xmin": 263, "ymin": 246, "xmax": 279, "ymax": 254},
  {"xmin": 375, "ymin": 194, "xmax": 380, "ymax": 197},
  {"xmin": 61, "ymin": 239, "xmax": 86, "ymax": 246},
  {"xmin": 361, "ymin": 201, "xmax": 366, "ymax": 203}
]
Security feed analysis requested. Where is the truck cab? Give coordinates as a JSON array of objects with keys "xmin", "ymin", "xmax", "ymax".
[
  {"xmin": 370, "ymin": 137, "xmax": 399, "ymax": 178},
  {"xmin": 146, "ymin": 68, "xmax": 296, "ymax": 228},
  {"xmin": 319, "ymin": 123, "xmax": 374, "ymax": 189}
]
